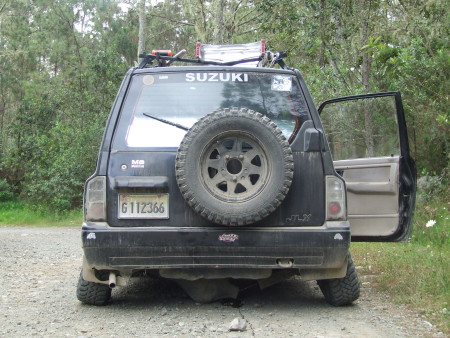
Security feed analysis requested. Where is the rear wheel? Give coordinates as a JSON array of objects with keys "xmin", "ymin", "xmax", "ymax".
[
  {"xmin": 317, "ymin": 254, "xmax": 360, "ymax": 306},
  {"xmin": 76, "ymin": 271, "xmax": 111, "ymax": 306}
]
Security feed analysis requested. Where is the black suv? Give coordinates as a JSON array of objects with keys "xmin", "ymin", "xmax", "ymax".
[{"xmin": 77, "ymin": 42, "xmax": 416, "ymax": 306}]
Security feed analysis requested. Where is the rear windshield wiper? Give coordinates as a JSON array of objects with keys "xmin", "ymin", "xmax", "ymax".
[{"xmin": 142, "ymin": 113, "xmax": 189, "ymax": 131}]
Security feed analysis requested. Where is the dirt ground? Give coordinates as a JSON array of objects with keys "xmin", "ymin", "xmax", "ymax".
[{"xmin": 0, "ymin": 226, "xmax": 445, "ymax": 337}]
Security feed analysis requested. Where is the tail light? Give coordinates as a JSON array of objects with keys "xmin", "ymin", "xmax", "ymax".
[
  {"xmin": 326, "ymin": 176, "xmax": 346, "ymax": 221},
  {"xmin": 84, "ymin": 176, "xmax": 106, "ymax": 222}
]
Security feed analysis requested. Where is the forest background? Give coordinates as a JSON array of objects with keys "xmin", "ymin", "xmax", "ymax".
[
  {"xmin": 0, "ymin": 0, "xmax": 448, "ymax": 210},
  {"xmin": 0, "ymin": 0, "xmax": 449, "ymax": 331}
]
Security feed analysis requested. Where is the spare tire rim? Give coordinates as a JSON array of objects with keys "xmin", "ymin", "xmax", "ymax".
[{"xmin": 200, "ymin": 131, "xmax": 270, "ymax": 202}]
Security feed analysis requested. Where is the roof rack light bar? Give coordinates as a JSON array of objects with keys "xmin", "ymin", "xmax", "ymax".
[
  {"xmin": 195, "ymin": 40, "xmax": 265, "ymax": 65},
  {"xmin": 137, "ymin": 41, "xmax": 288, "ymax": 69}
]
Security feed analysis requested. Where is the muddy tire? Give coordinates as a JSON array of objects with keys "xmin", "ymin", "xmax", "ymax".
[
  {"xmin": 175, "ymin": 107, "xmax": 294, "ymax": 226},
  {"xmin": 317, "ymin": 254, "xmax": 360, "ymax": 306},
  {"xmin": 76, "ymin": 271, "xmax": 111, "ymax": 306}
]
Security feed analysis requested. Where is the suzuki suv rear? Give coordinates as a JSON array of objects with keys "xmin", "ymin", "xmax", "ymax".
[{"xmin": 77, "ymin": 42, "xmax": 416, "ymax": 306}]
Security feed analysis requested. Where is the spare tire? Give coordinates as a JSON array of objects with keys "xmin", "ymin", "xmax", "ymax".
[{"xmin": 175, "ymin": 107, "xmax": 294, "ymax": 226}]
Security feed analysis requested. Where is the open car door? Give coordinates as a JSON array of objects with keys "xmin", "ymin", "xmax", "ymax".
[{"xmin": 318, "ymin": 92, "xmax": 416, "ymax": 241}]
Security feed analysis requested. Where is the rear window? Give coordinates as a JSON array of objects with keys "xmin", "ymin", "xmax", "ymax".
[{"xmin": 113, "ymin": 71, "xmax": 310, "ymax": 148}]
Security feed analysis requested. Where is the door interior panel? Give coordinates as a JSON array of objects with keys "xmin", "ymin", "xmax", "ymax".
[{"xmin": 334, "ymin": 156, "xmax": 400, "ymax": 237}]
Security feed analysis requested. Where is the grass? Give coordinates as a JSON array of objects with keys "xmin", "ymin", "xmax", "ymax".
[
  {"xmin": 352, "ymin": 191, "xmax": 449, "ymax": 334},
  {"xmin": 0, "ymin": 200, "xmax": 82, "ymax": 226}
]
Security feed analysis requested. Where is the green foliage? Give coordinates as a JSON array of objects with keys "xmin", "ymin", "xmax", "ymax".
[
  {"xmin": 0, "ymin": 0, "xmax": 128, "ymax": 211},
  {"xmin": 258, "ymin": 0, "xmax": 450, "ymax": 176},
  {"xmin": 21, "ymin": 114, "xmax": 107, "ymax": 210},
  {"xmin": 0, "ymin": 0, "xmax": 449, "ymax": 211},
  {"xmin": 376, "ymin": 38, "xmax": 450, "ymax": 173},
  {"xmin": 352, "ymin": 188, "xmax": 450, "ymax": 332},
  {"xmin": 0, "ymin": 179, "xmax": 15, "ymax": 202},
  {"xmin": 417, "ymin": 173, "xmax": 446, "ymax": 201},
  {"xmin": 0, "ymin": 200, "xmax": 82, "ymax": 226}
]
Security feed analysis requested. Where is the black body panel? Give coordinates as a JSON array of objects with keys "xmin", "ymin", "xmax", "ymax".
[
  {"xmin": 106, "ymin": 136, "xmax": 325, "ymax": 228},
  {"xmin": 82, "ymin": 224, "xmax": 349, "ymax": 269}
]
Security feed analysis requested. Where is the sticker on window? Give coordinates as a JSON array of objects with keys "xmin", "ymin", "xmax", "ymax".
[
  {"xmin": 271, "ymin": 76, "xmax": 292, "ymax": 92},
  {"xmin": 142, "ymin": 75, "xmax": 155, "ymax": 86}
]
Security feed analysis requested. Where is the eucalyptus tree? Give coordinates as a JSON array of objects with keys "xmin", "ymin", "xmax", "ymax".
[
  {"xmin": 256, "ymin": 0, "xmax": 449, "ymax": 173},
  {"xmin": 0, "ymin": 0, "xmax": 130, "ymax": 209},
  {"xmin": 179, "ymin": 0, "xmax": 260, "ymax": 44},
  {"xmin": 0, "ymin": 0, "xmax": 447, "ymax": 210}
]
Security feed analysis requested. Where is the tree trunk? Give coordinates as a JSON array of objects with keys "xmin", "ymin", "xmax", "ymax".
[
  {"xmin": 319, "ymin": 0, "xmax": 326, "ymax": 67},
  {"xmin": 213, "ymin": 0, "xmax": 226, "ymax": 44},
  {"xmin": 360, "ymin": 0, "xmax": 374, "ymax": 157},
  {"xmin": 138, "ymin": 0, "xmax": 146, "ymax": 63}
]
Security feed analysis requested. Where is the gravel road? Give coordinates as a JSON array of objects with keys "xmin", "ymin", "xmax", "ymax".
[{"xmin": 0, "ymin": 226, "xmax": 443, "ymax": 337}]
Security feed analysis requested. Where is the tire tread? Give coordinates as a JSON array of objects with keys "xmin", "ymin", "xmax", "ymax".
[
  {"xmin": 175, "ymin": 107, "xmax": 294, "ymax": 226},
  {"xmin": 76, "ymin": 271, "xmax": 111, "ymax": 306},
  {"xmin": 317, "ymin": 254, "xmax": 360, "ymax": 306}
]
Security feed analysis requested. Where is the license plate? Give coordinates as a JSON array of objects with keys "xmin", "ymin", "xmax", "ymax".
[{"xmin": 118, "ymin": 194, "xmax": 169, "ymax": 219}]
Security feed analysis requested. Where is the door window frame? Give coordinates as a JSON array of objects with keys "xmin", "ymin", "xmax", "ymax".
[{"xmin": 318, "ymin": 91, "xmax": 411, "ymax": 159}]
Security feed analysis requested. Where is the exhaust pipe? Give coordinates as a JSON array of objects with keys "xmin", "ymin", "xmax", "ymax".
[{"xmin": 109, "ymin": 272, "xmax": 117, "ymax": 288}]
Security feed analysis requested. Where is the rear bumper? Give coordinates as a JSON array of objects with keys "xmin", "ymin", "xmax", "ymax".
[{"xmin": 81, "ymin": 222, "xmax": 350, "ymax": 271}]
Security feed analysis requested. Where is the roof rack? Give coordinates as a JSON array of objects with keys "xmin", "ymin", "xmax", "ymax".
[{"xmin": 137, "ymin": 41, "xmax": 289, "ymax": 70}]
